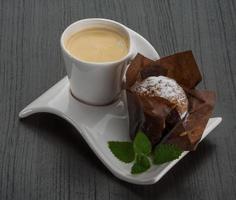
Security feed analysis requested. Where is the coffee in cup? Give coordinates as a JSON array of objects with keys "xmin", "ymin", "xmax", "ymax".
[{"xmin": 65, "ymin": 27, "xmax": 129, "ymax": 63}]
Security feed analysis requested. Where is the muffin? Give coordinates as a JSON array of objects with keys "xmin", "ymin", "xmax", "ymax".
[{"xmin": 131, "ymin": 76, "xmax": 188, "ymax": 118}]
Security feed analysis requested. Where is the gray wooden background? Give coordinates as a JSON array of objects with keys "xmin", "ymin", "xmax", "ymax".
[{"xmin": 0, "ymin": 0, "xmax": 235, "ymax": 199}]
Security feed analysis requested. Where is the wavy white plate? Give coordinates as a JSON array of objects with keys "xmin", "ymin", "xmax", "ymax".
[{"xmin": 19, "ymin": 27, "xmax": 222, "ymax": 185}]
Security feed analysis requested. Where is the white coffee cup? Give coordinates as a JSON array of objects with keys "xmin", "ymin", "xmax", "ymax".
[{"xmin": 60, "ymin": 18, "xmax": 136, "ymax": 105}]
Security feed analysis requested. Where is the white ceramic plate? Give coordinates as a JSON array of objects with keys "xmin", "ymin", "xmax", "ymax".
[{"xmin": 19, "ymin": 27, "xmax": 222, "ymax": 185}]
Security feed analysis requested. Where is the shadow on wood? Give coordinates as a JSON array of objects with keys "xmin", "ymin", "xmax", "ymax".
[{"xmin": 19, "ymin": 113, "xmax": 112, "ymax": 178}]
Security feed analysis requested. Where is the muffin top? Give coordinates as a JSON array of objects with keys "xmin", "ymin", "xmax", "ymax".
[{"xmin": 131, "ymin": 76, "xmax": 188, "ymax": 118}]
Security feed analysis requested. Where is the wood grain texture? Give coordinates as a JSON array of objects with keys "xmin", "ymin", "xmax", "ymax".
[{"xmin": 0, "ymin": 0, "xmax": 235, "ymax": 199}]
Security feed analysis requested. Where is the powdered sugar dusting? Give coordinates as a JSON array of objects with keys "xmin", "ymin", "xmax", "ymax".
[{"xmin": 131, "ymin": 76, "xmax": 188, "ymax": 117}]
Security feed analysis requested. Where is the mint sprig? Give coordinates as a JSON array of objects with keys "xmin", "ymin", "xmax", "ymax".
[
  {"xmin": 153, "ymin": 144, "xmax": 183, "ymax": 164},
  {"xmin": 133, "ymin": 131, "xmax": 151, "ymax": 155},
  {"xmin": 108, "ymin": 141, "xmax": 135, "ymax": 163},
  {"xmin": 131, "ymin": 154, "xmax": 151, "ymax": 174},
  {"xmin": 108, "ymin": 131, "xmax": 183, "ymax": 174}
]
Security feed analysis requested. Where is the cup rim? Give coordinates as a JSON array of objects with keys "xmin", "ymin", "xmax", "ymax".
[{"xmin": 60, "ymin": 18, "xmax": 133, "ymax": 66}]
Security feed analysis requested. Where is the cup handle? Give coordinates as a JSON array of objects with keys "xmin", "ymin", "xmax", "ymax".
[{"xmin": 121, "ymin": 43, "xmax": 137, "ymax": 89}]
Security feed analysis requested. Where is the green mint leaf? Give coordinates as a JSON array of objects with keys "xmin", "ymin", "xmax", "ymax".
[
  {"xmin": 108, "ymin": 141, "xmax": 135, "ymax": 163},
  {"xmin": 133, "ymin": 131, "xmax": 152, "ymax": 155},
  {"xmin": 131, "ymin": 154, "xmax": 151, "ymax": 174},
  {"xmin": 153, "ymin": 144, "xmax": 183, "ymax": 164}
]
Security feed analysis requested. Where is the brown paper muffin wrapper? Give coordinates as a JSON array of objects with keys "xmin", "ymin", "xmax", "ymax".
[{"xmin": 125, "ymin": 51, "xmax": 215, "ymax": 151}]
